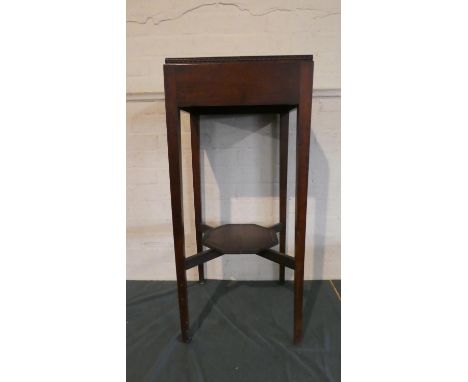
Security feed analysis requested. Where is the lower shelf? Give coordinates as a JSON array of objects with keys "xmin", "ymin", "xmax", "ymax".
[{"xmin": 202, "ymin": 224, "xmax": 278, "ymax": 254}]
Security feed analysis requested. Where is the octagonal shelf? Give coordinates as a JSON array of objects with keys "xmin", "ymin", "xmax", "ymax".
[{"xmin": 202, "ymin": 224, "xmax": 278, "ymax": 254}]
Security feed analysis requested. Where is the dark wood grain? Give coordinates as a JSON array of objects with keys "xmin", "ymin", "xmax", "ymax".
[
  {"xmin": 166, "ymin": 55, "xmax": 313, "ymax": 64},
  {"xmin": 185, "ymin": 249, "xmax": 223, "ymax": 270},
  {"xmin": 173, "ymin": 61, "xmax": 301, "ymax": 107},
  {"xmin": 293, "ymin": 60, "xmax": 314, "ymax": 344},
  {"xmin": 164, "ymin": 65, "xmax": 190, "ymax": 343},
  {"xmin": 279, "ymin": 112, "xmax": 289, "ymax": 283},
  {"xmin": 202, "ymin": 224, "xmax": 278, "ymax": 254},
  {"xmin": 182, "ymin": 105, "xmax": 294, "ymax": 115},
  {"xmin": 257, "ymin": 249, "xmax": 296, "ymax": 269},
  {"xmin": 163, "ymin": 55, "xmax": 314, "ymax": 344},
  {"xmin": 190, "ymin": 113, "xmax": 204, "ymax": 282}
]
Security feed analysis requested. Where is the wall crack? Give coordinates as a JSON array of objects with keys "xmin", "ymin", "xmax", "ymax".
[{"xmin": 127, "ymin": 2, "xmax": 340, "ymax": 26}]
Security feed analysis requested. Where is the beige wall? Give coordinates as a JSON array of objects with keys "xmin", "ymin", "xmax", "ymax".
[{"xmin": 127, "ymin": 0, "xmax": 341, "ymax": 280}]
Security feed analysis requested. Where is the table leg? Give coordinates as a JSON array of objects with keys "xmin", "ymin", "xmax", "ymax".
[
  {"xmin": 279, "ymin": 112, "xmax": 289, "ymax": 283},
  {"xmin": 165, "ymin": 67, "xmax": 190, "ymax": 342},
  {"xmin": 190, "ymin": 113, "xmax": 205, "ymax": 283},
  {"xmin": 293, "ymin": 61, "xmax": 313, "ymax": 344}
]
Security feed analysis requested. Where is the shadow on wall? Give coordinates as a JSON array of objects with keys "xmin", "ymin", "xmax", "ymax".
[{"xmin": 197, "ymin": 110, "xmax": 329, "ymax": 281}]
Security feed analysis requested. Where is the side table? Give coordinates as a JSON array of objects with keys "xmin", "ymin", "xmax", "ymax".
[{"xmin": 163, "ymin": 55, "xmax": 314, "ymax": 344}]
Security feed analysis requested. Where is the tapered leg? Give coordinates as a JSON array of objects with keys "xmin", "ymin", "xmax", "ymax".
[
  {"xmin": 293, "ymin": 61, "xmax": 313, "ymax": 344},
  {"xmin": 279, "ymin": 112, "xmax": 289, "ymax": 283},
  {"xmin": 190, "ymin": 113, "xmax": 204, "ymax": 282},
  {"xmin": 164, "ymin": 67, "xmax": 190, "ymax": 342}
]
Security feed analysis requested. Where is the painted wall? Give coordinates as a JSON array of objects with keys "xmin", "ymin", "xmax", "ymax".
[{"xmin": 127, "ymin": 0, "xmax": 340, "ymax": 280}]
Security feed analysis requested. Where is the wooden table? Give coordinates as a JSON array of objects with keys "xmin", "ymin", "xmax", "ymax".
[{"xmin": 163, "ymin": 55, "xmax": 314, "ymax": 344}]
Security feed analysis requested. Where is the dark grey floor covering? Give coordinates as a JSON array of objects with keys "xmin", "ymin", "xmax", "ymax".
[{"xmin": 127, "ymin": 280, "xmax": 341, "ymax": 382}]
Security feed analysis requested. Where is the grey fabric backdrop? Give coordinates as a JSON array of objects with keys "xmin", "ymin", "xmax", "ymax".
[{"xmin": 127, "ymin": 280, "xmax": 341, "ymax": 381}]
